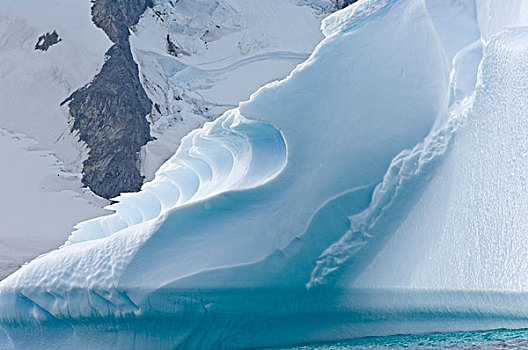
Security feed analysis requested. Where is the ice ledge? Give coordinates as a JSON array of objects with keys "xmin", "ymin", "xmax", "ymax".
[{"xmin": 322, "ymin": 0, "xmax": 394, "ymax": 37}]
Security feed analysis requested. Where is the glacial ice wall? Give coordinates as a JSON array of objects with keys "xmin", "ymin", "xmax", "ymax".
[
  {"xmin": 2, "ymin": 0, "xmax": 528, "ymax": 349},
  {"xmin": 353, "ymin": 28, "xmax": 528, "ymax": 292}
]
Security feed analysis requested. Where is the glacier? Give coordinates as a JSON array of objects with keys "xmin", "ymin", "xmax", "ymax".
[{"xmin": 2, "ymin": 0, "xmax": 528, "ymax": 349}]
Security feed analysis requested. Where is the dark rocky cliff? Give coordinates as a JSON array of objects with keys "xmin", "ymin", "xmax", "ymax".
[
  {"xmin": 63, "ymin": 0, "xmax": 153, "ymax": 199},
  {"xmin": 334, "ymin": 0, "xmax": 358, "ymax": 10},
  {"xmin": 35, "ymin": 30, "xmax": 61, "ymax": 51}
]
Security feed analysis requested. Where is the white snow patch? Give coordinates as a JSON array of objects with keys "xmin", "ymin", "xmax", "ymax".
[{"xmin": 0, "ymin": 0, "xmax": 112, "ymax": 277}]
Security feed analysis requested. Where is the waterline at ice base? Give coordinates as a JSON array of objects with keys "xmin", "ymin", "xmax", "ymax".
[{"xmin": 2, "ymin": 0, "xmax": 528, "ymax": 348}]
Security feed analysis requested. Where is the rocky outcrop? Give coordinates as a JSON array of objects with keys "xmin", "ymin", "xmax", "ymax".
[
  {"xmin": 166, "ymin": 34, "xmax": 190, "ymax": 57},
  {"xmin": 334, "ymin": 0, "xmax": 358, "ymax": 10},
  {"xmin": 62, "ymin": 0, "xmax": 153, "ymax": 199},
  {"xmin": 92, "ymin": 0, "xmax": 153, "ymax": 46},
  {"xmin": 35, "ymin": 30, "xmax": 61, "ymax": 51}
]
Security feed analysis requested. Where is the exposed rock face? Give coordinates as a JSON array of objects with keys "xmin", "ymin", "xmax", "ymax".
[
  {"xmin": 166, "ymin": 34, "xmax": 189, "ymax": 57},
  {"xmin": 92, "ymin": 0, "xmax": 153, "ymax": 46},
  {"xmin": 35, "ymin": 30, "xmax": 61, "ymax": 51},
  {"xmin": 63, "ymin": 0, "xmax": 153, "ymax": 199},
  {"xmin": 334, "ymin": 0, "xmax": 358, "ymax": 10}
]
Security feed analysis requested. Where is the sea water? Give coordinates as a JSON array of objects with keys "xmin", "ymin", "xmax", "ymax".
[{"xmin": 278, "ymin": 328, "xmax": 528, "ymax": 349}]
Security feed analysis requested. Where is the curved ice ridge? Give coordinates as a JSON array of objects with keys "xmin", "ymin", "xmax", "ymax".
[
  {"xmin": 67, "ymin": 111, "xmax": 286, "ymax": 245},
  {"xmin": 309, "ymin": 98, "xmax": 473, "ymax": 287},
  {"xmin": 310, "ymin": 0, "xmax": 526, "ymax": 286},
  {"xmin": 312, "ymin": 24, "xmax": 528, "ymax": 288},
  {"xmin": 322, "ymin": 0, "xmax": 392, "ymax": 37}
]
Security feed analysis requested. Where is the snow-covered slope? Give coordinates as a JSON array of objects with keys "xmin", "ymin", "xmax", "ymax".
[
  {"xmin": 0, "ymin": 0, "xmax": 110, "ymax": 156},
  {"xmin": 0, "ymin": 130, "xmax": 107, "ymax": 279},
  {"xmin": 4, "ymin": 0, "xmax": 528, "ymax": 349},
  {"xmin": 0, "ymin": 0, "xmax": 111, "ymax": 278}
]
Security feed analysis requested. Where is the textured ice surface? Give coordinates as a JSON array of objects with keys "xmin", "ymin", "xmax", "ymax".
[
  {"xmin": 353, "ymin": 28, "xmax": 528, "ymax": 291},
  {"xmin": 67, "ymin": 112, "xmax": 287, "ymax": 244},
  {"xmin": 2, "ymin": 0, "xmax": 528, "ymax": 349}
]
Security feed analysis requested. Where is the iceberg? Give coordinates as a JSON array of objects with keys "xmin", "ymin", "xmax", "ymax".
[{"xmin": 3, "ymin": 0, "xmax": 528, "ymax": 348}]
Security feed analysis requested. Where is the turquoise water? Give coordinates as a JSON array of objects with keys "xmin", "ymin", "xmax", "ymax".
[
  {"xmin": 278, "ymin": 329, "xmax": 528, "ymax": 349},
  {"xmin": 2, "ymin": 326, "xmax": 528, "ymax": 348}
]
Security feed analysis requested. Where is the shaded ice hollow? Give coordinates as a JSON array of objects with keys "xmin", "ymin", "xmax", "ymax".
[{"xmin": 3, "ymin": 0, "xmax": 528, "ymax": 349}]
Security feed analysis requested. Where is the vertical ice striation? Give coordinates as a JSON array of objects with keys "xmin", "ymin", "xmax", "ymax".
[
  {"xmin": 353, "ymin": 28, "xmax": 528, "ymax": 292},
  {"xmin": 311, "ymin": 0, "xmax": 528, "ymax": 289}
]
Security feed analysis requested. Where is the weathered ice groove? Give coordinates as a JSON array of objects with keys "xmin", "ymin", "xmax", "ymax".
[{"xmin": 63, "ymin": 0, "xmax": 153, "ymax": 199}]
